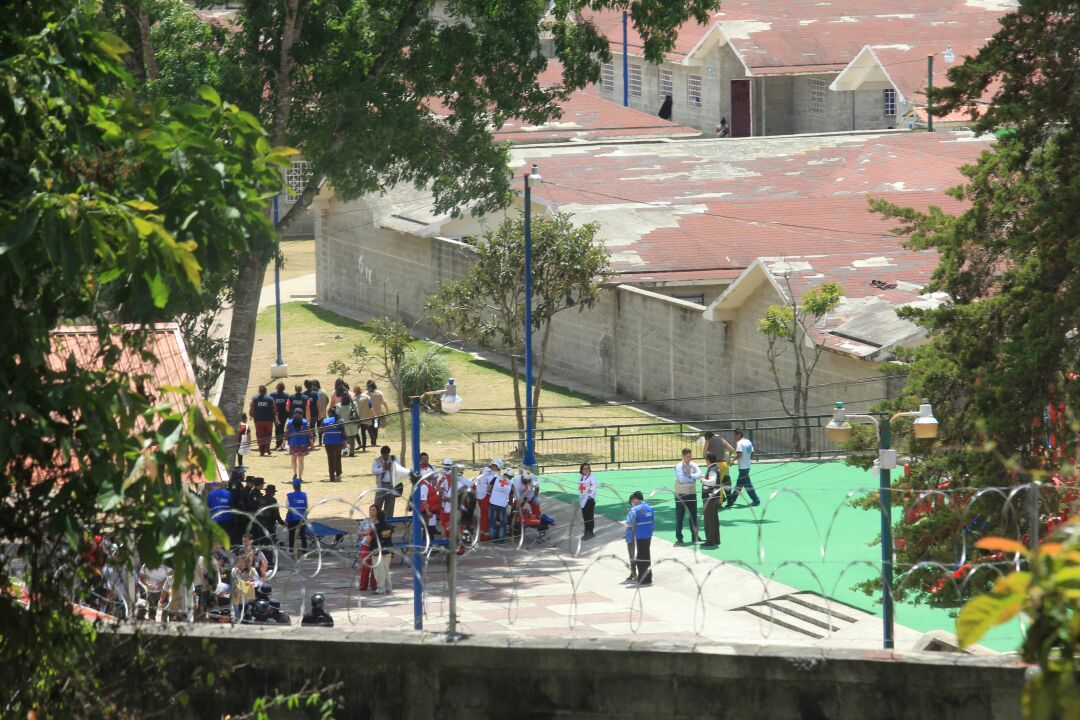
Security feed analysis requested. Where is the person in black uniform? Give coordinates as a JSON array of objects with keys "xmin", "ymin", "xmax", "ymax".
[
  {"xmin": 256, "ymin": 484, "xmax": 282, "ymax": 565},
  {"xmin": 300, "ymin": 593, "xmax": 334, "ymax": 627},
  {"xmin": 270, "ymin": 382, "xmax": 291, "ymax": 451},
  {"xmin": 226, "ymin": 467, "xmax": 247, "ymax": 548}
]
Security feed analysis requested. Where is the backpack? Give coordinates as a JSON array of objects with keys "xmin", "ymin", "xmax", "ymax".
[{"xmin": 347, "ymin": 400, "xmax": 359, "ymax": 422}]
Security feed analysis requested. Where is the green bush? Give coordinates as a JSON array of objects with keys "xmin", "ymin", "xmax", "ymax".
[{"xmin": 400, "ymin": 347, "xmax": 450, "ymax": 410}]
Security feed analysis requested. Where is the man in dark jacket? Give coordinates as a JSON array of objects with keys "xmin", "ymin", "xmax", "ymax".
[
  {"xmin": 256, "ymin": 484, "xmax": 283, "ymax": 564},
  {"xmin": 249, "ymin": 385, "xmax": 277, "ymax": 456},
  {"xmin": 270, "ymin": 382, "xmax": 290, "ymax": 450}
]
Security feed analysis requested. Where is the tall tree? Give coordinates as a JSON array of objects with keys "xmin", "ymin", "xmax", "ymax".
[
  {"xmin": 0, "ymin": 0, "xmax": 285, "ymax": 712},
  {"xmin": 863, "ymin": 0, "xmax": 1080, "ymax": 608},
  {"xmin": 426, "ymin": 213, "xmax": 611, "ymax": 449},
  {"xmin": 208, "ymin": 0, "xmax": 720, "ymax": 432},
  {"xmin": 758, "ymin": 277, "xmax": 843, "ymax": 454}
]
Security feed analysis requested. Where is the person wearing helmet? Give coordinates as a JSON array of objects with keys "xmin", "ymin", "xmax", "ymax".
[
  {"xmin": 301, "ymin": 593, "xmax": 334, "ymax": 627},
  {"xmin": 243, "ymin": 598, "xmax": 271, "ymax": 625}
]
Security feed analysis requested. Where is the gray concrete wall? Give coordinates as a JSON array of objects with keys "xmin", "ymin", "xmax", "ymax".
[
  {"xmin": 114, "ymin": 625, "xmax": 1026, "ymax": 720},
  {"xmin": 317, "ymin": 203, "xmax": 891, "ymax": 438},
  {"xmin": 603, "ymin": 46, "xmax": 747, "ymax": 134}
]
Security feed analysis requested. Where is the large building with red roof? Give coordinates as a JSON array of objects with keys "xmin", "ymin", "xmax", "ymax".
[
  {"xmin": 313, "ymin": 128, "xmax": 989, "ymax": 421},
  {"xmin": 581, "ymin": 0, "xmax": 1011, "ymax": 137}
]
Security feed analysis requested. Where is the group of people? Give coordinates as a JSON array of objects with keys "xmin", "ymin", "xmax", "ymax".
[
  {"xmin": 408, "ymin": 453, "xmax": 556, "ymax": 551},
  {"xmin": 80, "ymin": 525, "xmax": 333, "ymax": 628},
  {"xmin": 238, "ymin": 377, "xmax": 391, "ymax": 483},
  {"xmin": 671, "ymin": 429, "xmax": 759, "ymax": 548}
]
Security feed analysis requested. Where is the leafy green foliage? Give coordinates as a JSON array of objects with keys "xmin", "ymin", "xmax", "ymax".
[
  {"xmin": 328, "ymin": 318, "xmax": 415, "ymax": 455},
  {"xmin": 956, "ymin": 532, "xmax": 1080, "ymax": 719},
  {"xmin": 400, "ymin": 347, "xmax": 451, "ymax": 410},
  {"xmin": 757, "ymin": 280, "xmax": 843, "ymax": 452},
  {"xmin": 864, "ymin": 0, "xmax": 1080, "ymax": 610},
  {"xmin": 426, "ymin": 212, "xmax": 611, "ymax": 438},
  {"xmin": 210, "ymin": 0, "xmax": 721, "ymax": 433},
  {"xmin": 0, "ymin": 1, "xmax": 283, "ymax": 714}
]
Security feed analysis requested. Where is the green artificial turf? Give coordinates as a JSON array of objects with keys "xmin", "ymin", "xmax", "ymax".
[{"xmin": 545, "ymin": 461, "xmax": 1022, "ymax": 652}]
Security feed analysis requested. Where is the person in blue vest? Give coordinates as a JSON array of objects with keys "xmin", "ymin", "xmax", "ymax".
[
  {"xmin": 625, "ymin": 491, "xmax": 654, "ymax": 586},
  {"xmin": 206, "ymin": 480, "xmax": 232, "ymax": 539},
  {"xmin": 286, "ymin": 478, "xmax": 309, "ymax": 554},
  {"xmin": 320, "ymin": 407, "xmax": 345, "ymax": 482}
]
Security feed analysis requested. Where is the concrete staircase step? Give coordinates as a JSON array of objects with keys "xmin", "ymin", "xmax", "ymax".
[{"xmin": 735, "ymin": 591, "xmax": 867, "ymax": 639}]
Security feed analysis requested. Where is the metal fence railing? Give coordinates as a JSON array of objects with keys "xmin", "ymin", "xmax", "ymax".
[{"xmin": 471, "ymin": 415, "xmax": 838, "ymax": 471}]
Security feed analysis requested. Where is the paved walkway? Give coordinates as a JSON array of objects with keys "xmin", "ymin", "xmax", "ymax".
[{"xmin": 263, "ymin": 493, "xmax": 923, "ymax": 649}]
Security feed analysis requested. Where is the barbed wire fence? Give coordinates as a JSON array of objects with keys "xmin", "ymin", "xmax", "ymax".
[{"xmin": 50, "ymin": 468, "xmax": 1062, "ymax": 652}]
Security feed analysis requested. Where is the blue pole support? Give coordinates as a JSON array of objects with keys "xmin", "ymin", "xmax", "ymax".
[
  {"xmin": 411, "ymin": 396, "xmax": 424, "ymax": 630},
  {"xmin": 879, "ymin": 418, "xmax": 894, "ymax": 649},
  {"xmin": 622, "ymin": 12, "xmax": 629, "ymax": 107},
  {"xmin": 273, "ymin": 194, "xmax": 283, "ymax": 366},
  {"xmin": 523, "ymin": 172, "xmax": 536, "ymax": 468}
]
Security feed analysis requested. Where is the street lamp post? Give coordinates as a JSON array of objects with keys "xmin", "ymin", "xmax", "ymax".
[
  {"xmin": 523, "ymin": 165, "xmax": 541, "ymax": 470},
  {"xmin": 826, "ymin": 399, "xmax": 938, "ymax": 650},
  {"xmin": 270, "ymin": 195, "xmax": 288, "ymax": 378},
  {"xmin": 408, "ymin": 379, "xmax": 463, "ymax": 631}
]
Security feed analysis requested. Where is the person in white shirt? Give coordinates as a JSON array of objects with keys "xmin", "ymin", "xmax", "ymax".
[
  {"xmin": 487, "ymin": 469, "xmax": 514, "ymax": 542},
  {"xmin": 674, "ymin": 448, "xmax": 703, "ymax": 543},
  {"xmin": 725, "ymin": 428, "xmax": 761, "ymax": 508},
  {"xmin": 474, "ymin": 459, "xmax": 501, "ymax": 541},
  {"xmin": 578, "ymin": 462, "xmax": 597, "ymax": 541},
  {"xmin": 371, "ymin": 445, "xmax": 397, "ymax": 519}
]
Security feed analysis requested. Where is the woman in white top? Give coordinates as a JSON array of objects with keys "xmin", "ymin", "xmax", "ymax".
[{"xmin": 579, "ymin": 463, "xmax": 597, "ymax": 540}]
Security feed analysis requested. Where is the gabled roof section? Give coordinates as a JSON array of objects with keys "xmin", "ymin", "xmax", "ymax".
[{"xmin": 703, "ymin": 259, "xmax": 784, "ymax": 321}]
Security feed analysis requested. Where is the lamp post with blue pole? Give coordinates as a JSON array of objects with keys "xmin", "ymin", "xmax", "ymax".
[
  {"xmin": 409, "ymin": 379, "xmax": 463, "ymax": 630},
  {"xmin": 270, "ymin": 194, "xmax": 288, "ymax": 378},
  {"xmin": 622, "ymin": 11, "xmax": 629, "ymax": 108},
  {"xmin": 826, "ymin": 399, "xmax": 938, "ymax": 649},
  {"xmin": 523, "ymin": 165, "xmax": 541, "ymax": 470}
]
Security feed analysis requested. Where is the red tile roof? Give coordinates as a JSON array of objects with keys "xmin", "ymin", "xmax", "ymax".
[
  {"xmin": 583, "ymin": 1, "xmax": 1012, "ymax": 100},
  {"xmin": 510, "ymin": 130, "xmax": 992, "ymax": 355},
  {"xmin": 429, "ymin": 60, "xmax": 699, "ymax": 143},
  {"xmin": 47, "ymin": 324, "xmax": 224, "ymax": 484}
]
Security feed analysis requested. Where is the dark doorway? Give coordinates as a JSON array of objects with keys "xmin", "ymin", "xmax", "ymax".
[{"xmin": 730, "ymin": 79, "xmax": 751, "ymax": 137}]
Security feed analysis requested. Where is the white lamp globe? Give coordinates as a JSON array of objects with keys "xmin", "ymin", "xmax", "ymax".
[{"xmin": 442, "ymin": 378, "xmax": 463, "ymax": 414}]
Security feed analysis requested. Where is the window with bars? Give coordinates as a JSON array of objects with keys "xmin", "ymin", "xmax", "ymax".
[
  {"xmin": 659, "ymin": 68, "xmax": 673, "ymax": 99},
  {"xmin": 628, "ymin": 64, "xmax": 642, "ymax": 97},
  {"xmin": 883, "ymin": 88, "xmax": 897, "ymax": 117},
  {"xmin": 600, "ymin": 62, "xmax": 614, "ymax": 92},
  {"xmin": 687, "ymin": 74, "xmax": 702, "ymax": 108},
  {"xmin": 808, "ymin": 78, "xmax": 827, "ymax": 115},
  {"xmin": 285, "ymin": 160, "xmax": 311, "ymax": 200}
]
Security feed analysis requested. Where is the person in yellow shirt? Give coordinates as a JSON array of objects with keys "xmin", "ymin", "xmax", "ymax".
[{"xmin": 701, "ymin": 452, "xmax": 730, "ymax": 548}]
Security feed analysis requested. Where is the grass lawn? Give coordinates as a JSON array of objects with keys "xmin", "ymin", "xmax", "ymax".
[
  {"xmin": 242, "ymin": 302, "xmax": 651, "ymax": 515},
  {"xmin": 546, "ymin": 463, "xmax": 1024, "ymax": 653},
  {"xmin": 261, "ymin": 238, "xmax": 315, "ymax": 285}
]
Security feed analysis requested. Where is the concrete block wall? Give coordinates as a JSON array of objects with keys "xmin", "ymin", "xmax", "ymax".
[
  {"xmin": 317, "ymin": 201, "xmax": 478, "ymax": 327},
  {"xmin": 116, "ymin": 626, "xmax": 1026, "ymax": 720},
  {"xmin": 602, "ymin": 46, "xmax": 747, "ymax": 134},
  {"xmin": 317, "ymin": 205, "xmax": 892, "ymax": 441}
]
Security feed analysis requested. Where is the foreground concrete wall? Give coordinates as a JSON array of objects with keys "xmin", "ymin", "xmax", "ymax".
[
  {"xmin": 115, "ymin": 626, "xmax": 1025, "ymax": 720},
  {"xmin": 317, "ymin": 201, "xmax": 890, "ymax": 432}
]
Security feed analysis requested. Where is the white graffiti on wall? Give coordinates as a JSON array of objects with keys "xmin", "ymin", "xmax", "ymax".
[{"xmin": 357, "ymin": 254, "xmax": 373, "ymax": 285}]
